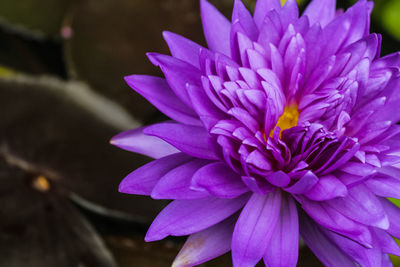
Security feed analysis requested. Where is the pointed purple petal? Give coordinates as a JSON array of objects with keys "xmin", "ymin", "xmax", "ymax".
[
  {"xmin": 304, "ymin": 175, "xmax": 348, "ymax": 201},
  {"xmin": 192, "ymin": 162, "xmax": 248, "ymax": 198},
  {"xmin": 264, "ymin": 195, "xmax": 299, "ymax": 267},
  {"xmin": 124, "ymin": 75, "xmax": 200, "ymax": 125},
  {"xmin": 118, "ymin": 153, "xmax": 192, "ymax": 195},
  {"xmin": 379, "ymin": 198, "xmax": 400, "ymax": 239},
  {"xmin": 151, "ymin": 159, "xmax": 211, "ymax": 199},
  {"xmin": 298, "ymin": 196, "xmax": 373, "ymax": 247},
  {"xmin": 232, "ymin": 0, "xmax": 258, "ymax": 40},
  {"xmin": 147, "ymin": 53, "xmax": 201, "ymax": 107},
  {"xmin": 299, "ymin": 213, "xmax": 356, "ymax": 267},
  {"xmin": 304, "ymin": 0, "xmax": 336, "ymax": 27},
  {"xmin": 200, "ymin": 0, "xmax": 231, "ymax": 55},
  {"xmin": 254, "ymin": 0, "xmax": 281, "ymax": 29},
  {"xmin": 163, "ymin": 31, "xmax": 202, "ymax": 68},
  {"xmin": 327, "ymin": 184, "xmax": 389, "ymax": 229},
  {"xmin": 110, "ymin": 127, "xmax": 179, "ymax": 159},
  {"xmin": 285, "ymin": 171, "xmax": 318, "ymax": 195},
  {"xmin": 143, "ymin": 122, "xmax": 219, "ymax": 160},
  {"xmin": 172, "ymin": 215, "xmax": 237, "ymax": 267},
  {"xmin": 232, "ymin": 191, "xmax": 281, "ymax": 267},
  {"xmin": 145, "ymin": 194, "xmax": 249, "ymax": 241}
]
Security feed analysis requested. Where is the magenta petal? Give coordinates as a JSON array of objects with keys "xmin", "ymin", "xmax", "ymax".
[
  {"xmin": 267, "ymin": 171, "xmax": 291, "ymax": 187},
  {"xmin": 264, "ymin": 195, "xmax": 299, "ymax": 267},
  {"xmin": 172, "ymin": 215, "xmax": 237, "ymax": 267},
  {"xmin": 299, "ymin": 213, "xmax": 355, "ymax": 267},
  {"xmin": 143, "ymin": 122, "xmax": 219, "ymax": 160},
  {"xmin": 326, "ymin": 228, "xmax": 383, "ymax": 267},
  {"xmin": 124, "ymin": 75, "xmax": 200, "ymax": 126},
  {"xmin": 304, "ymin": 0, "xmax": 336, "ymax": 28},
  {"xmin": 232, "ymin": 191, "xmax": 281, "ymax": 267},
  {"xmin": 145, "ymin": 194, "xmax": 249, "ymax": 241},
  {"xmin": 298, "ymin": 196, "xmax": 373, "ymax": 247},
  {"xmin": 118, "ymin": 153, "xmax": 192, "ymax": 195},
  {"xmin": 163, "ymin": 31, "xmax": 202, "ymax": 68},
  {"xmin": 379, "ymin": 198, "xmax": 400, "ymax": 239},
  {"xmin": 187, "ymin": 84, "xmax": 227, "ymax": 130},
  {"xmin": 110, "ymin": 127, "xmax": 179, "ymax": 159},
  {"xmin": 200, "ymin": 0, "xmax": 231, "ymax": 55},
  {"xmin": 365, "ymin": 173, "xmax": 400, "ymax": 198},
  {"xmin": 147, "ymin": 53, "xmax": 201, "ymax": 107},
  {"xmin": 232, "ymin": 0, "xmax": 258, "ymax": 41},
  {"xmin": 284, "ymin": 171, "xmax": 319, "ymax": 195},
  {"xmin": 253, "ymin": 0, "xmax": 281, "ymax": 29},
  {"xmin": 192, "ymin": 162, "xmax": 248, "ymax": 198},
  {"xmin": 327, "ymin": 184, "xmax": 389, "ymax": 229},
  {"xmin": 304, "ymin": 175, "xmax": 348, "ymax": 201},
  {"xmin": 151, "ymin": 159, "xmax": 211, "ymax": 200}
]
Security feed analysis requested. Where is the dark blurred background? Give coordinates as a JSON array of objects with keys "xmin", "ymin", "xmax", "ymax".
[{"xmin": 0, "ymin": 0, "xmax": 399, "ymax": 266}]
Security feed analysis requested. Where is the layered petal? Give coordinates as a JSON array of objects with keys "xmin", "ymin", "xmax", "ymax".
[
  {"xmin": 145, "ymin": 194, "xmax": 249, "ymax": 241},
  {"xmin": 232, "ymin": 190, "xmax": 281, "ymax": 267},
  {"xmin": 110, "ymin": 127, "xmax": 179, "ymax": 159}
]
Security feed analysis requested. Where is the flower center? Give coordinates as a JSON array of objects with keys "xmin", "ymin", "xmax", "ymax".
[{"xmin": 270, "ymin": 104, "xmax": 299, "ymax": 138}]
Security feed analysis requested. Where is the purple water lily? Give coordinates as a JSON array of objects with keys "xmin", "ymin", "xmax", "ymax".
[{"xmin": 111, "ymin": 0, "xmax": 400, "ymax": 266}]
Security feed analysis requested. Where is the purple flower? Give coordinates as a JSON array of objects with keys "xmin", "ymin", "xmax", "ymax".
[{"xmin": 111, "ymin": 0, "xmax": 400, "ymax": 266}]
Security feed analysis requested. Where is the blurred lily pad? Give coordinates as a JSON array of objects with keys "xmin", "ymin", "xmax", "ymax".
[
  {"xmin": 0, "ymin": 74, "xmax": 166, "ymax": 222},
  {"xmin": 0, "ymin": 157, "xmax": 116, "ymax": 267},
  {"xmin": 0, "ymin": 0, "xmax": 73, "ymax": 37}
]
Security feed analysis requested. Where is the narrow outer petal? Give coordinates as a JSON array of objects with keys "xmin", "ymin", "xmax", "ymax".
[
  {"xmin": 110, "ymin": 127, "xmax": 179, "ymax": 159},
  {"xmin": 299, "ymin": 212, "xmax": 356, "ymax": 267},
  {"xmin": 192, "ymin": 162, "xmax": 248, "ymax": 198},
  {"xmin": 304, "ymin": 0, "xmax": 336, "ymax": 27},
  {"xmin": 144, "ymin": 122, "xmax": 219, "ymax": 160},
  {"xmin": 232, "ymin": 190, "xmax": 281, "ymax": 267},
  {"xmin": 151, "ymin": 159, "xmax": 211, "ymax": 199},
  {"xmin": 118, "ymin": 153, "xmax": 192, "ymax": 195},
  {"xmin": 264, "ymin": 195, "xmax": 299, "ymax": 267},
  {"xmin": 201, "ymin": 0, "xmax": 231, "ymax": 55},
  {"xmin": 172, "ymin": 215, "xmax": 237, "ymax": 267},
  {"xmin": 124, "ymin": 75, "xmax": 200, "ymax": 126},
  {"xmin": 163, "ymin": 31, "xmax": 202, "ymax": 68},
  {"xmin": 145, "ymin": 194, "xmax": 249, "ymax": 241}
]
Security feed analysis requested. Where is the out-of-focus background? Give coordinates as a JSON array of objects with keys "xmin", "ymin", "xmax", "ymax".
[{"xmin": 0, "ymin": 0, "xmax": 399, "ymax": 266}]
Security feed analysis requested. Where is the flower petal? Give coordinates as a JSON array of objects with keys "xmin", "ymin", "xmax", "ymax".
[
  {"xmin": 124, "ymin": 75, "xmax": 200, "ymax": 126},
  {"xmin": 192, "ymin": 162, "xmax": 248, "ymax": 198},
  {"xmin": 253, "ymin": 0, "xmax": 281, "ymax": 29},
  {"xmin": 304, "ymin": 175, "xmax": 348, "ymax": 201},
  {"xmin": 200, "ymin": 0, "xmax": 231, "ymax": 55},
  {"xmin": 118, "ymin": 153, "xmax": 192, "ymax": 195},
  {"xmin": 147, "ymin": 53, "xmax": 201, "ymax": 107},
  {"xmin": 232, "ymin": 0, "xmax": 258, "ymax": 40},
  {"xmin": 163, "ymin": 31, "xmax": 202, "ymax": 68},
  {"xmin": 304, "ymin": 0, "xmax": 336, "ymax": 28},
  {"xmin": 232, "ymin": 191, "xmax": 281, "ymax": 267},
  {"xmin": 299, "ymin": 213, "xmax": 356, "ymax": 267},
  {"xmin": 145, "ymin": 194, "xmax": 249, "ymax": 241},
  {"xmin": 110, "ymin": 127, "xmax": 179, "ymax": 159},
  {"xmin": 172, "ymin": 215, "xmax": 237, "ymax": 267},
  {"xmin": 326, "ymin": 184, "xmax": 389, "ymax": 229},
  {"xmin": 151, "ymin": 159, "xmax": 212, "ymax": 199},
  {"xmin": 143, "ymin": 122, "xmax": 219, "ymax": 160},
  {"xmin": 264, "ymin": 195, "xmax": 299, "ymax": 267}
]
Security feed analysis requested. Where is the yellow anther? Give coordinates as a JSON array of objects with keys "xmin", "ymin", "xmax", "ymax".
[{"xmin": 270, "ymin": 104, "xmax": 299, "ymax": 138}]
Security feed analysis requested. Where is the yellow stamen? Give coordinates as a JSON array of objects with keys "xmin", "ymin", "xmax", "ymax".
[
  {"xmin": 270, "ymin": 104, "xmax": 299, "ymax": 138},
  {"xmin": 32, "ymin": 175, "xmax": 51, "ymax": 192}
]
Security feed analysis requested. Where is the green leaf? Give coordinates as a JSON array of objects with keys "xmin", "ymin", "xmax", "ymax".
[{"xmin": 381, "ymin": 0, "xmax": 400, "ymax": 41}]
